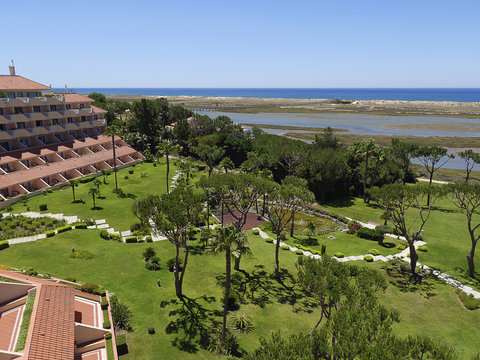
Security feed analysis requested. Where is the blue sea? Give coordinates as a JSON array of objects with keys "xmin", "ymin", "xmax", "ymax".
[{"xmin": 53, "ymin": 88, "xmax": 480, "ymax": 102}]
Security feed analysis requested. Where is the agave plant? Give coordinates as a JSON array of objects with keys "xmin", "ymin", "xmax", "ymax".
[{"xmin": 231, "ymin": 312, "xmax": 254, "ymax": 334}]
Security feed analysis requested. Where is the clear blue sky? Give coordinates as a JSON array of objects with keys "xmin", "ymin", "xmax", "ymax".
[{"xmin": 2, "ymin": 0, "xmax": 479, "ymax": 88}]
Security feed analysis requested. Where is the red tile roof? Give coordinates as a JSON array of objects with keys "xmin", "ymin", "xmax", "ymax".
[
  {"xmin": 63, "ymin": 93, "xmax": 94, "ymax": 103},
  {"xmin": 91, "ymin": 105, "xmax": 107, "ymax": 114},
  {"xmin": 0, "ymin": 75, "xmax": 50, "ymax": 91},
  {"xmin": 27, "ymin": 285, "xmax": 75, "ymax": 360}
]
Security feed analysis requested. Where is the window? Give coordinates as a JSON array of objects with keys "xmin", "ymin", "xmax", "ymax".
[
  {"xmin": 94, "ymin": 115, "xmax": 98, "ymax": 120},
  {"xmin": 67, "ymin": 117, "xmax": 73, "ymax": 123},
  {"xmin": 33, "ymin": 106, "xmax": 41, "ymax": 112},
  {"xmin": 81, "ymin": 116, "xmax": 86, "ymax": 122},
  {"xmin": 0, "ymin": 124, "xmax": 5, "ymax": 131},
  {"xmin": 0, "ymin": 109, "xmax": 3, "ymax": 115},
  {"xmin": 20, "ymin": 139, "xmax": 28, "ymax": 147},
  {"xmin": 79, "ymin": 104, "xmax": 85, "ymax": 109},
  {"xmin": 17, "ymin": 122, "xmax": 26, "ymax": 129},
  {"xmin": 66, "ymin": 104, "xmax": 71, "ymax": 110},
  {"xmin": 50, "ymin": 105, "xmax": 57, "ymax": 111},
  {"xmin": 52, "ymin": 119, "xmax": 59, "ymax": 125},
  {"xmin": 39, "ymin": 136, "xmax": 45, "ymax": 143},
  {"xmin": 69, "ymin": 131, "xmax": 75, "ymax": 137},
  {"xmin": 17, "ymin": 92, "xmax": 24, "ymax": 97},
  {"xmin": 35, "ymin": 120, "xmax": 43, "ymax": 127},
  {"xmin": 6, "ymin": 92, "xmax": 15, "ymax": 98},
  {"xmin": 14, "ymin": 107, "xmax": 23, "ymax": 114}
]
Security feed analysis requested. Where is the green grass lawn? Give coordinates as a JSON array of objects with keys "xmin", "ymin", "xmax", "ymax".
[
  {"xmin": 0, "ymin": 228, "xmax": 479, "ymax": 358},
  {"xmin": 2, "ymin": 161, "xmax": 176, "ymax": 232},
  {"xmin": 323, "ymin": 196, "xmax": 480, "ymax": 291}
]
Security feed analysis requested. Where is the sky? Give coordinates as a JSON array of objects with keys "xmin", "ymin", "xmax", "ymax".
[{"xmin": 2, "ymin": 0, "xmax": 480, "ymax": 88}]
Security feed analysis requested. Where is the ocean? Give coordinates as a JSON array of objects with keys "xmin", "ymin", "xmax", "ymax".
[{"xmin": 53, "ymin": 88, "xmax": 480, "ymax": 102}]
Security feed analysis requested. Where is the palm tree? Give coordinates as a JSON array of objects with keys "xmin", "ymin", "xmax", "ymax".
[
  {"xmin": 354, "ymin": 139, "xmax": 381, "ymax": 203},
  {"xmin": 101, "ymin": 169, "xmax": 108, "ymax": 184},
  {"xmin": 93, "ymin": 178, "xmax": 101, "ymax": 197},
  {"xmin": 156, "ymin": 141, "xmax": 180, "ymax": 193},
  {"xmin": 208, "ymin": 225, "xmax": 250, "ymax": 343},
  {"xmin": 69, "ymin": 179, "xmax": 78, "ymax": 202},
  {"xmin": 88, "ymin": 187, "xmax": 99, "ymax": 209},
  {"xmin": 104, "ymin": 125, "xmax": 119, "ymax": 193}
]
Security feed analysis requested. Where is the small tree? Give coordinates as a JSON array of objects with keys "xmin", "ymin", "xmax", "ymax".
[
  {"xmin": 156, "ymin": 141, "xmax": 181, "ymax": 193},
  {"xmin": 449, "ymin": 183, "xmax": 480, "ymax": 277},
  {"xmin": 88, "ymin": 186, "xmax": 99, "ymax": 209},
  {"xmin": 208, "ymin": 225, "xmax": 250, "ymax": 343},
  {"xmin": 265, "ymin": 176, "xmax": 314, "ymax": 279},
  {"xmin": 93, "ymin": 178, "xmax": 101, "ymax": 197},
  {"xmin": 369, "ymin": 183, "xmax": 445, "ymax": 276},
  {"xmin": 458, "ymin": 149, "xmax": 480, "ymax": 183},
  {"xmin": 219, "ymin": 157, "xmax": 235, "ymax": 174},
  {"xmin": 69, "ymin": 179, "xmax": 78, "ymax": 202},
  {"xmin": 104, "ymin": 125, "xmax": 120, "ymax": 192},
  {"xmin": 101, "ymin": 169, "xmax": 109, "ymax": 184}
]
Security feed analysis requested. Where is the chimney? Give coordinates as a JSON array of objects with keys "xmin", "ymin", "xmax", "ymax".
[{"xmin": 8, "ymin": 65, "xmax": 15, "ymax": 76}]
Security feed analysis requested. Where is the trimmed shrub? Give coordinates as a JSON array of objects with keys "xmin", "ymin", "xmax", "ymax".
[
  {"xmin": 110, "ymin": 233, "xmax": 121, "ymax": 242},
  {"xmin": 145, "ymin": 236, "xmax": 153, "ymax": 243},
  {"xmin": 93, "ymin": 288, "xmax": 106, "ymax": 296},
  {"xmin": 80, "ymin": 282, "xmax": 99, "ymax": 294},
  {"xmin": 375, "ymin": 225, "xmax": 393, "ymax": 235},
  {"xmin": 148, "ymin": 327, "xmax": 155, "ymax": 334},
  {"xmin": 281, "ymin": 245, "xmax": 290, "ymax": 250},
  {"xmin": 57, "ymin": 225, "xmax": 72, "ymax": 233},
  {"xmin": 364, "ymin": 255, "xmax": 374, "ymax": 262},
  {"xmin": 334, "ymin": 252, "xmax": 344, "ymax": 258},
  {"xmin": 295, "ymin": 249, "xmax": 303, "ymax": 255},
  {"xmin": 356, "ymin": 227, "xmax": 384, "ymax": 243},
  {"xmin": 100, "ymin": 229, "xmax": 110, "ymax": 240},
  {"xmin": 0, "ymin": 240, "xmax": 9, "ymax": 251},
  {"xmin": 397, "ymin": 244, "xmax": 407, "ymax": 250},
  {"xmin": 125, "ymin": 236, "xmax": 138, "ymax": 243},
  {"xmin": 39, "ymin": 204, "xmax": 47, "ymax": 211},
  {"xmin": 105, "ymin": 333, "xmax": 112, "ymax": 340},
  {"xmin": 252, "ymin": 229, "xmax": 259, "ymax": 235},
  {"xmin": 368, "ymin": 249, "xmax": 381, "ymax": 256},
  {"xmin": 73, "ymin": 222, "xmax": 87, "ymax": 229},
  {"xmin": 101, "ymin": 300, "xmax": 109, "ymax": 310},
  {"xmin": 103, "ymin": 320, "xmax": 111, "ymax": 329},
  {"xmin": 418, "ymin": 245, "xmax": 428, "ymax": 252},
  {"xmin": 265, "ymin": 238, "xmax": 274, "ymax": 243},
  {"xmin": 24, "ymin": 267, "xmax": 38, "ymax": 276}
]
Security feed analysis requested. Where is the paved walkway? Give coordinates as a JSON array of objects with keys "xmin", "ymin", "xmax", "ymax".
[{"xmin": 254, "ymin": 227, "xmax": 480, "ymax": 299}]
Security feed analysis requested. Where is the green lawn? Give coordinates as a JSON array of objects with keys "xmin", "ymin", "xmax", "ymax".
[
  {"xmin": 0, "ymin": 228, "xmax": 479, "ymax": 358},
  {"xmin": 2, "ymin": 161, "xmax": 176, "ymax": 232},
  {"xmin": 323, "ymin": 196, "xmax": 480, "ymax": 291}
]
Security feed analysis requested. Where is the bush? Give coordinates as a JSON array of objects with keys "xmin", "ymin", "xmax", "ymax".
[
  {"xmin": 0, "ymin": 240, "xmax": 9, "ymax": 251},
  {"xmin": 252, "ymin": 229, "xmax": 259, "ymax": 235},
  {"xmin": 103, "ymin": 320, "xmax": 111, "ymax": 329},
  {"xmin": 143, "ymin": 247, "xmax": 156, "ymax": 260},
  {"xmin": 101, "ymin": 300, "xmax": 109, "ymax": 310},
  {"xmin": 418, "ymin": 245, "xmax": 428, "ymax": 252},
  {"xmin": 57, "ymin": 225, "xmax": 72, "ymax": 233},
  {"xmin": 128, "ymin": 169, "xmax": 134, "ymax": 174},
  {"xmin": 223, "ymin": 291, "xmax": 239, "ymax": 311},
  {"xmin": 93, "ymin": 288, "xmax": 106, "ymax": 296},
  {"xmin": 111, "ymin": 299, "xmax": 133, "ymax": 331},
  {"xmin": 39, "ymin": 204, "xmax": 47, "ymax": 211},
  {"xmin": 145, "ymin": 256, "xmax": 161, "ymax": 271},
  {"xmin": 166, "ymin": 257, "xmax": 183, "ymax": 272},
  {"xmin": 232, "ymin": 313, "xmax": 254, "ymax": 334},
  {"xmin": 148, "ymin": 327, "xmax": 155, "ymax": 334},
  {"xmin": 145, "ymin": 236, "xmax": 153, "ymax": 243},
  {"xmin": 375, "ymin": 225, "xmax": 393, "ymax": 235},
  {"xmin": 80, "ymin": 282, "xmax": 99, "ymax": 294},
  {"xmin": 356, "ymin": 227, "xmax": 384, "ymax": 243},
  {"xmin": 455, "ymin": 289, "xmax": 480, "ymax": 310},
  {"xmin": 100, "ymin": 229, "xmax": 110, "ymax": 239},
  {"xmin": 397, "ymin": 244, "xmax": 407, "ymax": 250},
  {"xmin": 265, "ymin": 238, "xmax": 274, "ymax": 243},
  {"xmin": 207, "ymin": 329, "xmax": 239, "ymax": 356},
  {"xmin": 125, "ymin": 236, "xmax": 138, "ymax": 243},
  {"xmin": 334, "ymin": 252, "xmax": 344, "ymax": 258},
  {"xmin": 24, "ymin": 267, "xmax": 38, "ymax": 276},
  {"xmin": 116, "ymin": 334, "xmax": 128, "ymax": 355},
  {"xmin": 73, "ymin": 222, "xmax": 87, "ymax": 229},
  {"xmin": 295, "ymin": 249, "xmax": 303, "ymax": 255},
  {"xmin": 368, "ymin": 249, "xmax": 381, "ymax": 256},
  {"xmin": 281, "ymin": 245, "xmax": 290, "ymax": 250},
  {"xmin": 110, "ymin": 233, "xmax": 121, "ymax": 242},
  {"xmin": 105, "ymin": 333, "xmax": 112, "ymax": 340},
  {"xmin": 364, "ymin": 255, "xmax": 374, "ymax": 262},
  {"xmin": 347, "ymin": 222, "xmax": 361, "ymax": 234}
]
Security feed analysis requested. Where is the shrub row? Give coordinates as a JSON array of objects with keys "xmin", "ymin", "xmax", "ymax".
[
  {"xmin": 0, "ymin": 240, "xmax": 9, "ymax": 251},
  {"xmin": 356, "ymin": 227, "xmax": 384, "ymax": 243},
  {"xmin": 125, "ymin": 236, "xmax": 138, "ymax": 243},
  {"xmin": 57, "ymin": 225, "xmax": 72, "ymax": 233},
  {"xmin": 46, "ymin": 230, "xmax": 55, "ymax": 237}
]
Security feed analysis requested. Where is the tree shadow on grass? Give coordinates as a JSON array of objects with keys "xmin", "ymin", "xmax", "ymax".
[
  {"xmin": 161, "ymin": 295, "xmax": 221, "ymax": 354},
  {"xmin": 382, "ymin": 262, "xmax": 437, "ymax": 299},
  {"xmin": 454, "ymin": 267, "xmax": 480, "ymax": 288},
  {"xmin": 91, "ymin": 206, "xmax": 104, "ymax": 210},
  {"xmin": 324, "ymin": 197, "xmax": 355, "ymax": 208},
  {"xmin": 380, "ymin": 241, "xmax": 396, "ymax": 249}
]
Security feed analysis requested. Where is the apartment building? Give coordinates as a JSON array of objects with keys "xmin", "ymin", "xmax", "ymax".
[{"xmin": 0, "ymin": 67, "xmax": 142, "ymax": 201}]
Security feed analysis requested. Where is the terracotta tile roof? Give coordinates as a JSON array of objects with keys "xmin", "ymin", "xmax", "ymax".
[
  {"xmin": 64, "ymin": 94, "xmax": 94, "ymax": 103},
  {"xmin": 27, "ymin": 285, "xmax": 75, "ymax": 360},
  {"xmin": 91, "ymin": 105, "xmax": 107, "ymax": 114},
  {"xmin": 0, "ymin": 146, "xmax": 138, "ymax": 188},
  {"xmin": 0, "ymin": 75, "xmax": 50, "ymax": 91}
]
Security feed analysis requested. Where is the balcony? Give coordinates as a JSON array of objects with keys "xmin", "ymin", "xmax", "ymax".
[
  {"xmin": 31, "ymin": 126, "xmax": 50, "ymax": 136},
  {"xmin": 7, "ymin": 128, "xmax": 34, "ymax": 138},
  {"xmin": 62, "ymin": 123, "xmax": 80, "ymax": 131},
  {"xmin": 46, "ymin": 125, "xmax": 65, "ymax": 133}
]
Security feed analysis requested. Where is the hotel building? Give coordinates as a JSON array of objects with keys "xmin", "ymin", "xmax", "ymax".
[{"xmin": 0, "ymin": 67, "xmax": 142, "ymax": 203}]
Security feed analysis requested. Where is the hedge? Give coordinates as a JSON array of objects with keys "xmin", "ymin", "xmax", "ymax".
[
  {"xmin": 418, "ymin": 245, "xmax": 428, "ymax": 252},
  {"xmin": 73, "ymin": 222, "xmax": 87, "ymax": 229},
  {"xmin": 101, "ymin": 300, "xmax": 109, "ymax": 310},
  {"xmin": 356, "ymin": 227, "xmax": 384, "ymax": 243},
  {"xmin": 57, "ymin": 225, "xmax": 72, "ymax": 233},
  {"xmin": 252, "ymin": 229, "xmax": 260, "ymax": 235},
  {"xmin": 281, "ymin": 245, "xmax": 290, "ymax": 250},
  {"xmin": 103, "ymin": 320, "xmax": 111, "ymax": 329},
  {"xmin": 295, "ymin": 249, "xmax": 303, "ymax": 255},
  {"xmin": 397, "ymin": 244, "xmax": 407, "ymax": 250},
  {"xmin": 375, "ymin": 225, "xmax": 393, "ymax": 235},
  {"xmin": 0, "ymin": 240, "xmax": 9, "ymax": 251},
  {"xmin": 45, "ymin": 230, "xmax": 55, "ymax": 237},
  {"xmin": 100, "ymin": 230, "xmax": 110, "ymax": 240},
  {"xmin": 125, "ymin": 236, "xmax": 138, "ymax": 243}
]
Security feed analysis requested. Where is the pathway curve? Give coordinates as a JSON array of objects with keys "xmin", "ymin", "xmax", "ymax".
[{"xmin": 253, "ymin": 227, "xmax": 480, "ymax": 299}]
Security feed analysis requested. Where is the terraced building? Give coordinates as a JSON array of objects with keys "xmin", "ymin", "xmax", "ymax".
[{"xmin": 0, "ymin": 67, "xmax": 142, "ymax": 202}]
